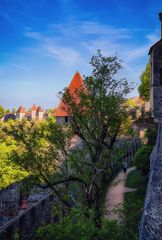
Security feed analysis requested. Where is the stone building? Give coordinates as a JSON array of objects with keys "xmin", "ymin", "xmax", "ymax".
[
  {"xmin": 36, "ymin": 106, "xmax": 44, "ymax": 120},
  {"xmin": 15, "ymin": 104, "xmax": 47, "ymax": 121},
  {"xmin": 149, "ymin": 12, "xmax": 162, "ymax": 120},
  {"xmin": 31, "ymin": 104, "xmax": 38, "ymax": 120},
  {"xmin": 53, "ymin": 71, "xmax": 85, "ymax": 123},
  {"xmin": 16, "ymin": 105, "xmax": 26, "ymax": 120}
]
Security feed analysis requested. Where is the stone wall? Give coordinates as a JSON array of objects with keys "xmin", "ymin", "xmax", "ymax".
[
  {"xmin": 150, "ymin": 41, "xmax": 162, "ymax": 119},
  {"xmin": 0, "ymin": 192, "xmax": 55, "ymax": 240},
  {"xmin": 140, "ymin": 121, "xmax": 162, "ymax": 239}
]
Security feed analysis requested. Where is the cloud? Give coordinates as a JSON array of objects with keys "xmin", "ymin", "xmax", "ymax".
[
  {"xmin": 50, "ymin": 21, "xmax": 131, "ymax": 39},
  {"xmin": 44, "ymin": 43, "xmax": 79, "ymax": 64},
  {"xmin": 146, "ymin": 32, "xmax": 159, "ymax": 44},
  {"xmin": 22, "ymin": 19, "xmax": 156, "ymax": 95},
  {"xmin": 23, "ymin": 30, "xmax": 80, "ymax": 65},
  {"xmin": 24, "ymin": 31, "xmax": 42, "ymax": 40}
]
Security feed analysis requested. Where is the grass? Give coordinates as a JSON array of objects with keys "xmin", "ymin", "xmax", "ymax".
[
  {"xmin": 126, "ymin": 168, "xmax": 144, "ymax": 188},
  {"xmin": 125, "ymin": 168, "xmax": 147, "ymax": 203},
  {"xmin": 122, "ymin": 168, "xmax": 147, "ymax": 236}
]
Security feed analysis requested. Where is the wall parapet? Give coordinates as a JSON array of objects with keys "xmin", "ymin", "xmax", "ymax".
[
  {"xmin": 0, "ymin": 192, "xmax": 55, "ymax": 240},
  {"xmin": 140, "ymin": 121, "xmax": 162, "ymax": 239}
]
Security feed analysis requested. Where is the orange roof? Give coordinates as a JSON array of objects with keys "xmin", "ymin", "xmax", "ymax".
[
  {"xmin": 37, "ymin": 106, "xmax": 44, "ymax": 112},
  {"xmin": 53, "ymin": 71, "xmax": 85, "ymax": 117},
  {"xmin": 17, "ymin": 106, "xmax": 25, "ymax": 114},
  {"xmin": 31, "ymin": 104, "xmax": 38, "ymax": 111}
]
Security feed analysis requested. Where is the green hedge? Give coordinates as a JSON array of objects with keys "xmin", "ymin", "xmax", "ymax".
[{"xmin": 134, "ymin": 145, "xmax": 153, "ymax": 175}]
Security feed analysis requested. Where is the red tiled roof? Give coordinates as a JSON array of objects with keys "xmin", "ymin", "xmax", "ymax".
[
  {"xmin": 37, "ymin": 106, "xmax": 44, "ymax": 112},
  {"xmin": 17, "ymin": 106, "xmax": 25, "ymax": 114},
  {"xmin": 53, "ymin": 71, "xmax": 85, "ymax": 117},
  {"xmin": 31, "ymin": 104, "xmax": 38, "ymax": 111}
]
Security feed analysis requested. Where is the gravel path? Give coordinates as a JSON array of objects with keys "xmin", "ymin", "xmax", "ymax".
[{"xmin": 104, "ymin": 167, "xmax": 136, "ymax": 221}]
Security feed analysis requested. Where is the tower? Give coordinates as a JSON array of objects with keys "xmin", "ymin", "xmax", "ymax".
[
  {"xmin": 53, "ymin": 71, "xmax": 85, "ymax": 123},
  {"xmin": 149, "ymin": 12, "xmax": 162, "ymax": 120},
  {"xmin": 31, "ymin": 104, "xmax": 38, "ymax": 120},
  {"xmin": 36, "ymin": 106, "xmax": 44, "ymax": 120},
  {"xmin": 16, "ymin": 106, "xmax": 26, "ymax": 120}
]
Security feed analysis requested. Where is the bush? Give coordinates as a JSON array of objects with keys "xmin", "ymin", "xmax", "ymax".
[
  {"xmin": 134, "ymin": 145, "xmax": 153, "ymax": 175},
  {"xmin": 37, "ymin": 208, "xmax": 98, "ymax": 240},
  {"xmin": 37, "ymin": 206, "xmax": 140, "ymax": 240},
  {"xmin": 144, "ymin": 127, "xmax": 157, "ymax": 146}
]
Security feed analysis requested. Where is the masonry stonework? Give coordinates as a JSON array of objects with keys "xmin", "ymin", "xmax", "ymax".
[{"xmin": 150, "ymin": 12, "xmax": 162, "ymax": 120}]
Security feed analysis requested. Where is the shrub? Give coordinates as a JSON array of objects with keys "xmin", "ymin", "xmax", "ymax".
[
  {"xmin": 134, "ymin": 145, "xmax": 153, "ymax": 175},
  {"xmin": 144, "ymin": 127, "xmax": 157, "ymax": 146}
]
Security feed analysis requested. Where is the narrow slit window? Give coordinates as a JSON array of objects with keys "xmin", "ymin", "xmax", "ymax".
[{"xmin": 160, "ymin": 68, "xmax": 162, "ymax": 86}]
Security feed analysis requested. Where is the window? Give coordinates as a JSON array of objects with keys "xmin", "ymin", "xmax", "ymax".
[
  {"xmin": 160, "ymin": 68, "xmax": 162, "ymax": 86},
  {"xmin": 65, "ymin": 116, "xmax": 68, "ymax": 123}
]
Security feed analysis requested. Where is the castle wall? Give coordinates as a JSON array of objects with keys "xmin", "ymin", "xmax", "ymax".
[
  {"xmin": 151, "ymin": 41, "xmax": 162, "ymax": 119},
  {"xmin": 140, "ymin": 122, "xmax": 162, "ymax": 239},
  {"xmin": 16, "ymin": 113, "xmax": 25, "ymax": 121}
]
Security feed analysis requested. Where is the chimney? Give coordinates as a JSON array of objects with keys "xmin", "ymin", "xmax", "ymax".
[{"xmin": 159, "ymin": 12, "xmax": 162, "ymax": 39}]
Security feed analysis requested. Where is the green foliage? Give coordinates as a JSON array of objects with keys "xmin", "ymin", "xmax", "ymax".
[
  {"xmin": 135, "ymin": 145, "xmax": 153, "ymax": 175},
  {"xmin": 60, "ymin": 50, "xmax": 132, "ymax": 222},
  {"xmin": 0, "ymin": 105, "xmax": 5, "ymax": 118},
  {"xmin": 37, "ymin": 208, "xmax": 138, "ymax": 240},
  {"xmin": 37, "ymin": 168, "xmax": 145, "ymax": 240},
  {"xmin": 121, "ymin": 169, "xmax": 147, "ymax": 238},
  {"xmin": 4, "ymin": 52, "xmax": 133, "ymax": 233},
  {"xmin": 3, "ymin": 118, "xmax": 73, "ymax": 207},
  {"xmin": 144, "ymin": 127, "xmax": 157, "ymax": 146},
  {"xmin": 37, "ymin": 208, "xmax": 98, "ymax": 240},
  {"xmin": 0, "ymin": 123, "xmax": 28, "ymax": 189},
  {"xmin": 5, "ymin": 108, "xmax": 10, "ymax": 113},
  {"xmin": 138, "ymin": 63, "xmax": 150, "ymax": 101},
  {"xmin": 125, "ymin": 168, "xmax": 144, "ymax": 188},
  {"xmin": 19, "ymin": 176, "xmax": 38, "ymax": 198},
  {"xmin": 125, "ymin": 99, "xmax": 136, "ymax": 108},
  {"xmin": 12, "ymin": 229, "xmax": 20, "ymax": 240}
]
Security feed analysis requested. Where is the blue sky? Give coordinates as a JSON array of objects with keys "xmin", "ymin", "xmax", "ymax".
[{"xmin": 0, "ymin": 0, "xmax": 162, "ymax": 109}]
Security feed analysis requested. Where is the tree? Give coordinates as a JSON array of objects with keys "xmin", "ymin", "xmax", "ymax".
[
  {"xmin": 4, "ymin": 118, "xmax": 74, "ymax": 209},
  {"xmin": 0, "ymin": 105, "xmax": 5, "ymax": 118},
  {"xmin": 5, "ymin": 108, "xmax": 10, "ymax": 113},
  {"xmin": 0, "ymin": 121, "xmax": 28, "ymax": 189},
  {"xmin": 59, "ymin": 50, "xmax": 132, "ymax": 226},
  {"xmin": 138, "ymin": 63, "xmax": 150, "ymax": 101},
  {"xmin": 7, "ymin": 51, "xmax": 132, "ymax": 228}
]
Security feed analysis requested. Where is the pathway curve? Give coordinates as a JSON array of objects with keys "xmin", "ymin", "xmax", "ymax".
[{"xmin": 104, "ymin": 166, "xmax": 136, "ymax": 221}]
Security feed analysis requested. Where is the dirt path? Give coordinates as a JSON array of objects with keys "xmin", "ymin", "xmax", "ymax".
[{"xmin": 104, "ymin": 167, "xmax": 136, "ymax": 221}]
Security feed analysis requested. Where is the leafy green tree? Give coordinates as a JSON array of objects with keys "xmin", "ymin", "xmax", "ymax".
[
  {"xmin": 138, "ymin": 63, "xmax": 150, "ymax": 101},
  {"xmin": 59, "ymin": 50, "xmax": 132, "ymax": 225},
  {"xmin": 7, "ymin": 51, "xmax": 132, "ymax": 228},
  {"xmin": 5, "ymin": 108, "xmax": 10, "ymax": 113},
  {"xmin": 0, "ymin": 105, "xmax": 5, "ymax": 118},
  {"xmin": 4, "ymin": 118, "xmax": 74, "ymax": 209},
  {"xmin": 0, "ymin": 122, "xmax": 28, "ymax": 189}
]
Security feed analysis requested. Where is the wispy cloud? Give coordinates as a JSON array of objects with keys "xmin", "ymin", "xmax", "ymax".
[
  {"xmin": 49, "ymin": 21, "xmax": 131, "ymax": 39},
  {"xmin": 23, "ymin": 19, "xmax": 157, "ymax": 88},
  {"xmin": 24, "ymin": 30, "xmax": 80, "ymax": 65}
]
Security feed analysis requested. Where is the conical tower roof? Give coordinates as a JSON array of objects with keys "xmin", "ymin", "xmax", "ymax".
[
  {"xmin": 17, "ymin": 106, "xmax": 25, "ymax": 114},
  {"xmin": 37, "ymin": 106, "xmax": 44, "ymax": 112},
  {"xmin": 31, "ymin": 104, "xmax": 38, "ymax": 111},
  {"xmin": 53, "ymin": 71, "xmax": 85, "ymax": 117}
]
